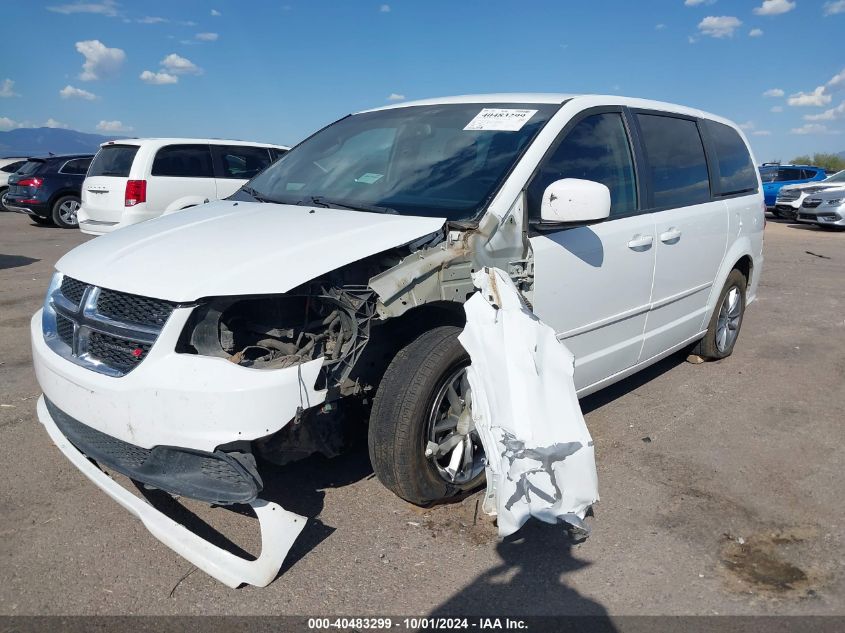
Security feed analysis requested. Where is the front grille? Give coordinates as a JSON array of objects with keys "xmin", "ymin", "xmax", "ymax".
[
  {"xmin": 804, "ymin": 199, "xmax": 822, "ymax": 209},
  {"xmin": 56, "ymin": 314, "xmax": 74, "ymax": 348},
  {"xmin": 60, "ymin": 277, "xmax": 88, "ymax": 306},
  {"xmin": 46, "ymin": 399, "xmax": 261, "ymax": 504},
  {"xmin": 798, "ymin": 213, "xmax": 816, "ymax": 220},
  {"xmin": 97, "ymin": 289, "xmax": 175, "ymax": 327},
  {"xmin": 88, "ymin": 331, "xmax": 151, "ymax": 374},
  {"xmin": 45, "ymin": 275, "xmax": 180, "ymax": 377}
]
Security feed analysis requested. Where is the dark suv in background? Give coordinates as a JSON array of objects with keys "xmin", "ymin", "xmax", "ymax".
[{"xmin": 2, "ymin": 154, "xmax": 93, "ymax": 228}]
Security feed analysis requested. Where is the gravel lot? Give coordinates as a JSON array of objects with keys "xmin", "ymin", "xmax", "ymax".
[{"xmin": 0, "ymin": 212, "xmax": 843, "ymax": 616}]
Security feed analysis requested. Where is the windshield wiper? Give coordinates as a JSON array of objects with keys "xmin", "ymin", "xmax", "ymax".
[
  {"xmin": 299, "ymin": 196, "xmax": 397, "ymax": 215},
  {"xmin": 240, "ymin": 186, "xmax": 281, "ymax": 204}
]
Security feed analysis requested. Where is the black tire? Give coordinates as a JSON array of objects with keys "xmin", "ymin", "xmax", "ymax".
[
  {"xmin": 368, "ymin": 325, "xmax": 481, "ymax": 506},
  {"xmin": 51, "ymin": 195, "xmax": 80, "ymax": 229},
  {"xmin": 0, "ymin": 187, "xmax": 8, "ymax": 212},
  {"xmin": 692, "ymin": 269, "xmax": 747, "ymax": 360},
  {"xmin": 31, "ymin": 215, "xmax": 54, "ymax": 226}
]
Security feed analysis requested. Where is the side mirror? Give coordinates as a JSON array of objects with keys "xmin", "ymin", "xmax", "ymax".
[{"xmin": 540, "ymin": 178, "xmax": 611, "ymax": 224}]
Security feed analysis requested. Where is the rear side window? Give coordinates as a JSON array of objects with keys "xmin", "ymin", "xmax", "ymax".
[
  {"xmin": 1, "ymin": 160, "xmax": 25, "ymax": 173},
  {"xmin": 212, "ymin": 145, "xmax": 273, "ymax": 179},
  {"xmin": 16, "ymin": 160, "xmax": 44, "ymax": 176},
  {"xmin": 637, "ymin": 114, "xmax": 710, "ymax": 208},
  {"xmin": 152, "ymin": 144, "xmax": 214, "ymax": 178},
  {"xmin": 801, "ymin": 169, "xmax": 818, "ymax": 180},
  {"xmin": 88, "ymin": 145, "xmax": 139, "ymax": 177},
  {"xmin": 528, "ymin": 112, "xmax": 638, "ymax": 217},
  {"xmin": 59, "ymin": 158, "xmax": 92, "ymax": 175},
  {"xmin": 702, "ymin": 120, "xmax": 757, "ymax": 196},
  {"xmin": 776, "ymin": 168, "xmax": 802, "ymax": 182}
]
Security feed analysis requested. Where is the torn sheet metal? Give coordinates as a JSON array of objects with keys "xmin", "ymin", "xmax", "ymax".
[{"xmin": 458, "ymin": 267, "xmax": 598, "ymax": 537}]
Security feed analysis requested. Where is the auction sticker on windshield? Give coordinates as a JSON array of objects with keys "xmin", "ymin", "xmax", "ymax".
[{"xmin": 464, "ymin": 108, "xmax": 538, "ymax": 131}]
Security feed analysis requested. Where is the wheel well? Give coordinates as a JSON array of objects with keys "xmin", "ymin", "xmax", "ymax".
[
  {"xmin": 348, "ymin": 301, "xmax": 465, "ymax": 394},
  {"xmin": 733, "ymin": 255, "xmax": 753, "ymax": 286},
  {"xmin": 47, "ymin": 190, "xmax": 80, "ymax": 210}
]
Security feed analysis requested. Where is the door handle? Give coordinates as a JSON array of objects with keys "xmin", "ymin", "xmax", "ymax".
[
  {"xmin": 627, "ymin": 234, "xmax": 654, "ymax": 249},
  {"xmin": 659, "ymin": 228, "xmax": 682, "ymax": 243}
]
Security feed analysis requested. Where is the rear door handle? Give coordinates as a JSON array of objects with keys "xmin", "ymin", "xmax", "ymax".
[
  {"xmin": 627, "ymin": 234, "xmax": 654, "ymax": 249},
  {"xmin": 659, "ymin": 228, "xmax": 682, "ymax": 243}
]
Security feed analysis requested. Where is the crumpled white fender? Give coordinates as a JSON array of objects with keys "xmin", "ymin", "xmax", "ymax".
[{"xmin": 458, "ymin": 267, "xmax": 599, "ymax": 537}]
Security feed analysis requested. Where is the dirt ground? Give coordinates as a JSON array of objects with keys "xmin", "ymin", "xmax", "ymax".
[{"xmin": 0, "ymin": 212, "xmax": 842, "ymax": 616}]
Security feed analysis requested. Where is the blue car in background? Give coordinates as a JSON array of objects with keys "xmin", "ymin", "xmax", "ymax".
[{"xmin": 759, "ymin": 163, "xmax": 827, "ymax": 208}]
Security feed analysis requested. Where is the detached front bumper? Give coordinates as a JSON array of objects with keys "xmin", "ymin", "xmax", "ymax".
[
  {"xmin": 37, "ymin": 396, "xmax": 305, "ymax": 587},
  {"xmin": 31, "ymin": 308, "xmax": 327, "ymax": 586}
]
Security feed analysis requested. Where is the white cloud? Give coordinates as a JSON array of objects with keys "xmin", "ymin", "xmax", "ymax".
[
  {"xmin": 195, "ymin": 32, "xmax": 219, "ymax": 41},
  {"xmin": 44, "ymin": 118, "xmax": 68, "ymax": 129},
  {"xmin": 47, "ymin": 0, "xmax": 118, "ymax": 16},
  {"xmin": 211, "ymin": 9, "xmax": 221, "ymax": 16},
  {"xmin": 387, "ymin": 93, "xmax": 405, "ymax": 101},
  {"xmin": 753, "ymin": 0, "xmax": 796, "ymax": 16},
  {"xmin": 698, "ymin": 15, "xmax": 742, "ymax": 38},
  {"xmin": 60, "ymin": 84, "xmax": 97, "ymax": 100},
  {"xmin": 0, "ymin": 116, "xmax": 18, "ymax": 131},
  {"xmin": 762, "ymin": 88, "xmax": 784, "ymax": 97},
  {"xmin": 655, "ymin": 23, "xmax": 666, "ymax": 30},
  {"xmin": 752, "ymin": 130, "xmax": 772, "ymax": 136},
  {"xmin": 804, "ymin": 102, "xmax": 845, "ymax": 121},
  {"xmin": 96, "ymin": 120, "xmax": 133, "ymax": 132},
  {"xmin": 790, "ymin": 123, "xmax": 840, "ymax": 135},
  {"xmin": 771, "ymin": 105, "xmax": 784, "ymax": 112},
  {"xmin": 140, "ymin": 70, "xmax": 179, "ymax": 85},
  {"xmin": 688, "ymin": 35, "xmax": 698, "ymax": 43},
  {"xmin": 788, "ymin": 86, "xmax": 832, "ymax": 107},
  {"xmin": 75, "ymin": 40, "xmax": 126, "ymax": 81},
  {"xmin": 749, "ymin": 28, "xmax": 764, "ymax": 37},
  {"xmin": 379, "ymin": 4, "xmax": 391, "ymax": 12},
  {"xmin": 685, "ymin": 0, "xmax": 716, "ymax": 5},
  {"xmin": 827, "ymin": 68, "xmax": 845, "ymax": 89},
  {"xmin": 0, "ymin": 79, "xmax": 19, "ymax": 98},
  {"xmin": 738, "ymin": 121, "xmax": 755, "ymax": 131},
  {"xmin": 160, "ymin": 53, "xmax": 202, "ymax": 75},
  {"xmin": 823, "ymin": 0, "xmax": 845, "ymax": 15},
  {"xmin": 137, "ymin": 16, "xmax": 168, "ymax": 24}
]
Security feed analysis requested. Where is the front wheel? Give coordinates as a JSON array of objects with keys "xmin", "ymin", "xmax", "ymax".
[
  {"xmin": 368, "ymin": 326, "xmax": 485, "ymax": 506},
  {"xmin": 51, "ymin": 195, "xmax": 80, "ymax": 228},
  {"xmin": 692, "ymin": 269, "xmax": 747, "ymax": 360}
]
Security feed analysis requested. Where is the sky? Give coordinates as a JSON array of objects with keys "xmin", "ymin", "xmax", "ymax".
[{"xmin": 1, "ymin": 0, "xmax": 844, "ymax": 162}]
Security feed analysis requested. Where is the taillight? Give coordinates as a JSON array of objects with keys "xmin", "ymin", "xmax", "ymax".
[
  {"xmin": 125, "ymin": 180, "xmax": 146, "ymax": 207},
  {"xmin": 17, "ymin": 177, "xmax": 42, "ymax": 188}
]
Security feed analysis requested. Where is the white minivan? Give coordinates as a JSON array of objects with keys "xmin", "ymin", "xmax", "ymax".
[
  {"xmin": 77, "ymin": 138, "xmax": 288, "ymax": 235},
  {"xmin": 32, "ymin": 94, "xmax": 764, "ymax": 587}
]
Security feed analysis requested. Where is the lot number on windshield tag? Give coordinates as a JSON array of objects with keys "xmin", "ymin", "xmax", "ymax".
[{"xmin": 464, "ymin": 108, "xmax": 538, "ymax": 131}]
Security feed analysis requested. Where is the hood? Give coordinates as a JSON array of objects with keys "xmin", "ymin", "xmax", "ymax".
[
  {"xmin": 807, "ymin": 185, "xmax": 845, "ymax": 201},
  {"xmin": 782, "ymin": 181, "xmax": 841, "ymax": 194},
  {"xmin": 56, "ymin": 201, "xmax": 446, "ymax": 302}
]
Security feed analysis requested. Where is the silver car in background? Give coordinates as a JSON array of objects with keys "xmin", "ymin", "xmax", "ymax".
[
  {"xmin": 796, "ymin": 187, "xmax": 845, "ymax": 229},
  {"xmin": 775, "ymin": 169, "xmax": 845, "ymax": 219}
]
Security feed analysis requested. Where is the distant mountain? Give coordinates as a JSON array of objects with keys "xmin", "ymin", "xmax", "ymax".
[{"xmin": 0, "ymin": 127, "xmax": 128, "ymax": 157}]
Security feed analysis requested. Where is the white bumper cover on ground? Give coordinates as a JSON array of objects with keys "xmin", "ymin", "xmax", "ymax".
[
  {"xmin": 37, "ymin": 396, "xmax": 306, "ymax": 588},
  {"xmin": 459, "ymin": 268, "xmax": 599, "ymax": 537}
]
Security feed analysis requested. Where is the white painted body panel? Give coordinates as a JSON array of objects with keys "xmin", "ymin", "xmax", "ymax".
[
  {"xmin": 531, "ymin": 214, "xmax": 656, "ymax": 391},
  {"xmin": 60, "ymin": 201, "xmax": 446, "ymax": 301}
]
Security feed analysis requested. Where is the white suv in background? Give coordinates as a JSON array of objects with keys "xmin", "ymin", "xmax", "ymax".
[{"xmin": 77, "ymin": 139, "xmax": 288, "ymax": 235}]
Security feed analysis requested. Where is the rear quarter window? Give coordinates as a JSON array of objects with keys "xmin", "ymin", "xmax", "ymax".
[
  {"xmin": 152, "ymin": 144, "xmax": 214, "ymax": 178},
  {"xmin": 59, "ymin": 158, "xmax": 93, "ymax": 175},
  {"xmin": 88, "ymin": 145, "xmax": 139, "ymax": 177},
  {"xmin": 702, "ymin": 120, "xmax": 758, "ymax": 196},
  {"xmin": 212, "ymin": 145, "xmax": 273, "ymax": 179},
  {"xmin": 637, "ymin": 113, "xmax": 711, "ymax": 208}
]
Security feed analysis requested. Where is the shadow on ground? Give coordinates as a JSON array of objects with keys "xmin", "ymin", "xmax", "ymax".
[
  {"xmin": 0, "ymin": 254, "xmax": 39, "ymax": 270},
  {"xmin": 429, "ymin": 521, "xmax": 616, "ymax": 622}
]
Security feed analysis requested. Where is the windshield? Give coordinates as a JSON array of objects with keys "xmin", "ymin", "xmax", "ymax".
[
  {"xmin": 824, "ymin": 169, "xmax": 845, "ymax": 183},
  {"xmin": 242, "ymin": 103, "xmax": 560, "ymax": 221},
  {"xmin": 88, "ymin": 145, "xmax": 139, "ymax": 177}
]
